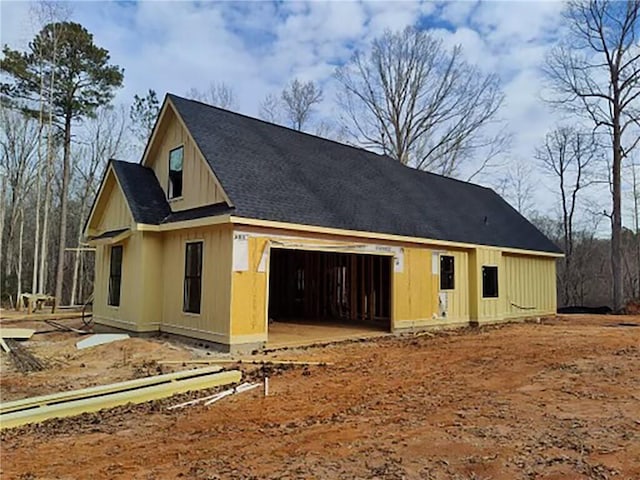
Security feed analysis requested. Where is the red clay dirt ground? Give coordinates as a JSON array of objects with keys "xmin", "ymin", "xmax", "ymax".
[{"xmin": 1, "ymin": 315, "xmax": 639, "ymax": 479}]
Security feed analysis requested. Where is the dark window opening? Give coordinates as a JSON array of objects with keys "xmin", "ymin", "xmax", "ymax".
[
  {"xmin": 482, "ymin": 265, "xmax": 499, "ymax": 298},
  {"xmin": 184, "ymin": 241, "xmax": 203, "ymax": 314},
  {"xmin": 168, "ymin": 146, "xmax": 184, "ymax": 199},
  {"xmin": 108, "ymin": 245, "xmax": 123, "ymax": 306},
  {"xmin": 440, "ymin": 255, "xmax": 455, "ymax": 290}
]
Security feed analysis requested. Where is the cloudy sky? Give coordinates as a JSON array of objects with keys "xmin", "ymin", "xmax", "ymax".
[{"xmin": 0, "ymin": 0, "xmax": 612, "ymax": 227}]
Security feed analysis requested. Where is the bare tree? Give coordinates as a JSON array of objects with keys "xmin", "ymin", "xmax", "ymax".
[
  {"xmin": 335, "ymin": 26, "xmax": 507, "ymax": 178},
  {"xmin": 0, "ymin": 107, "xmax": 39, "ymax": 270},
  {"xmin": 544, "ymin": 0, "xmax": 640, "ymax": 311},
  {"xmin": 258, "ymin": 79, "xmax": 323, "ymax": 131},
  {"xmin": 0, "ymin": 106, "xmax": 39, "ymax": 305},
  {"xmin": 495, "ymin": 159, "xmax": 536, "ymax": 217},
  {"xmin": 259, "ymin": 93, "xmax": 283, "ymax": 124},
  {"xmin": 0, "ymin": 174, "xmax": 5, "ymax": 276},
  {"xmin": 280, "ymin": 79, "xmax": 323, "ymax": 131},
  {"xmin": 536, "ymin": 126, "xmax": 598, "ymax": 306},
  {"xmin": 185, "ymin": 82, "xmax": 238, "ymax": 110}
]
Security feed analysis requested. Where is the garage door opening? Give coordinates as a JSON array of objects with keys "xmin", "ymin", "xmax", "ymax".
[{"xmin": 267, "ymin": 248, "xmax": 392, "ymax": 346}]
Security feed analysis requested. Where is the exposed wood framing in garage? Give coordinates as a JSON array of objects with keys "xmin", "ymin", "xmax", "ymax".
[{"xmin": 268, "ymin": 249, "xmax": 391, "ymax": 325}]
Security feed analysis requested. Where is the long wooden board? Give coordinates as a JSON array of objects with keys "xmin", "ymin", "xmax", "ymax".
[
  {"xmin": 0, "ymin": 366, "xmax": 224, "ymax": 415},
  {"xmin": 0, "ymin": 368, "xmax": 240, "ymax": 429}
]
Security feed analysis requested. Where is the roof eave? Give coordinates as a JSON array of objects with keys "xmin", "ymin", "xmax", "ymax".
[{"xmin": 229, "ymin": 216, "xmax": 564, "ymax": 258}]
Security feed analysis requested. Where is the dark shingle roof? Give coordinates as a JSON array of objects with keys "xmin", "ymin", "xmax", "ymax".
[
  {"xmin": 89, "ymin": 228, "xmax": 129, "ymax": 240},
  {"xmin": 166, "ymin": 94, "xmax": 561, "ymax": 254},
  {"xmin": 163, "ymin": 203, "xmax": 233, "ymax": 223},
  {"xmin": 111, "ymin": 160, "xmax": 171, "ymax": 224},
  {"xmin": 111, "ymin": 160, "xmax": 232, "ymax": 225}
]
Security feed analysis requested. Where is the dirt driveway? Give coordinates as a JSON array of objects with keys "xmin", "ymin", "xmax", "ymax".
[{"xmin": 1, "ymin": 315, "xmax": 639, "ymax": 479}]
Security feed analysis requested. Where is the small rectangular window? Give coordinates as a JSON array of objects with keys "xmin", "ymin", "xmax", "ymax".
[
  {"xmin": 168, "ymin": 146, "xmax": 184, "ymax": 199},
  {"xmin": 108, "ymin": 245, "xmax": 123, "ymax": 306},
  {"xmin": 184, "ymin": 241, "xmax": 203, "ymax": 314},
  {"xmin": 482, "ymin": 266, "xmax": 498, "ymax": 298},
  {"xmin": 440, "ymin": 255, "xmax": 455, "ymax": 290}
]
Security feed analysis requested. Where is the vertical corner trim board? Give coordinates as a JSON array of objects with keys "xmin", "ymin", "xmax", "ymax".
[{"xmin": 233, "ymin": 230, "xmax": 404, "ymax": 273}]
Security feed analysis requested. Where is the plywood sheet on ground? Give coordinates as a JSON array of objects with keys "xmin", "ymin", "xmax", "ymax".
[
  {"xmin": 0, "ymin": 328, "xmax": 35, "ymax": 339},
  {"xmin": 76, "ymin": 334, "xmax": 129, "ymax": 350}
]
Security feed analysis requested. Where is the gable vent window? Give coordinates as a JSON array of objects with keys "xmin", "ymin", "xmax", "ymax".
[
  {"xmin": 482, "ymin": 266, "xmax": 499, "ymax": 298},
  {"xmin": 183, "ymin": 241, "xmax": 203, "ymax": 314},
  {"xmin": 440, "ymin": 255, "xmax": 455, "ymax": 290},
  {"xmin": 168, "ymin": 146, "xmax": 184, "ymax": 199},
  {"xmin": 108, "ymin": 245, "xmax": 123, "ymax": 306}
]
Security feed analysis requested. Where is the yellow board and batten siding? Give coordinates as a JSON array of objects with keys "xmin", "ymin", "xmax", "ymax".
[
  {"xmin": 503, "ymin": 254, "xmax": 557, "ymax": 318},
  {"xmin": 94, "ymin": 234, "xmax": 143, "ymax": 331},
  {"xmin": 160, "ymin": 225, "xmax": 233, "ymax": 344},
  {"xmin": 441, "ymin": 250, "xmax": 470, "ymax": 323},
  {"xmin": 144, "ymin": 106, "xmax": 226, "ymax": 212},
  {"xmin": 469, "ymin": 247, "xmax": 504, "ymax": 322},
  {"xmin": 87, "ymin": 170, "xmax": 133, "ymax": 236},
  {"xmin": 469, "ymin": 247, "xmax": 557, "ymax": 323},
  {"xmin": 91, "ymin": 171, "xmax": 141, "ymax": 331}
]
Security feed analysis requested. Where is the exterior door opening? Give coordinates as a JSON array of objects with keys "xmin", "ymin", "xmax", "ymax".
[{"xmin": 268, "ymin": 249, "xmax": 391, "ymax": 331}]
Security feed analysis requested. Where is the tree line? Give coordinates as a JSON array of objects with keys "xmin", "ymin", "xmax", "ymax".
[{"xmin": 1, "ymin": 0, "xmax": 639, "ymax": 311}]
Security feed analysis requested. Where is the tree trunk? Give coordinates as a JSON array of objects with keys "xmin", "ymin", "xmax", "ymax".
[
  {"xmin": 32, "ymin": 60, "xmax": 46, "ymax": 295},
  {"xmin": 79, "ymin": 250, "xmax": 85, "ymax": 304},
  {"xmin": 632, "ymin": 163, "xmax": 640, "ymax": 300},
  {"xmin": 54, "ymin": 113, "xmax": 72, "ymax": 304},
  {"xmin": 612, "ymin": 120, "xmax": 623, "ymax": 312},
  {"xmin": 39, "ymin": 156, "xmax": 51, "ymax": 294},
  {"xmin": 16, "ymin": 208, "xmax": 24, "ymax": 310},
  {"xmin": 32, "ymin": 145, "xmax": 42, "ymax": 293},
  {"xmin": 70, "ymin": 251, "xmax": 79, "ymax": 306},
  {"xmin": 0, "ymin": 175, "xmax": 5, "ymax": 296},
  {"xmin": 4, "ymin": 210, "xmax": 16, "ymax": 278},
  {"xmin": 70, "ymin": 200, "xmax": 88, "ymax": 306}
]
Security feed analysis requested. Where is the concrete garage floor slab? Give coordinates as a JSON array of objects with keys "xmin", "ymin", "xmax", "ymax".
[{"xmin": 266, "ymin": 320, "xmax": 389, "ymax": 349}]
